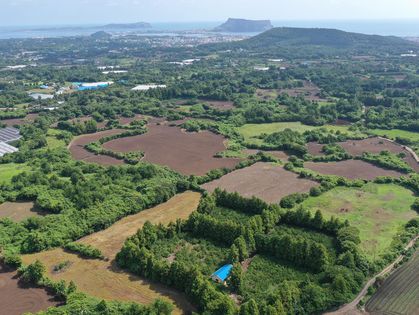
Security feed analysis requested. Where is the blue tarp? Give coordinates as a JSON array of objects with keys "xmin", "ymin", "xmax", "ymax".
[{"xmin": 211, "ymin": 264, "xmax": 233, "ymax": 282}]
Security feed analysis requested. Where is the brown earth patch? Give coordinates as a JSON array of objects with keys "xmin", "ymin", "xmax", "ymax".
[
  {"xmin": 68, "ymin": 129, "xmax": 125, "ymax": 165},
  {"xmin": 0, "ymin": 202, "xmax": 46, "ymax": 222},
  {"xmin": 22, "ymin": 192, "xmax": 201, "ymax": 315},
  {"xmin": 304, "ymin": 160, "xmax": 404, "ymax": 180},
  {"xmin": 278, "ymin": 81, "xmax": 328, "ymax": 102},
  {"xmin": 201, "ymin": 162, "xmax": 318, "ymax": 204},
  {"xmin": 307, "ymin": 142, "xmax": 326, "ymax": 156},
  {"xmin": 102, "ymin": 124, "xmax": 241, "ymax": 175},
  {"xmin": 0, "ymin": 263, "xmax": 60, "ymax": 315},
  {"xmin": 199, "ymin": 99, "xmax": 235, "ymax": 110},
  {"xmin": 0, "ymin": 113, "xmax": 39, "ymax": 127},
  {"xmin": 118, "ymin": 114, "xmax": 144, "ymax": 126}
]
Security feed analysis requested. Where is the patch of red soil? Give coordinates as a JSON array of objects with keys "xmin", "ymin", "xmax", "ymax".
[
  {"xmin": 0, "ymin": 264, "xmax": 60, "ymax": 315},
  {"xmin": 199, "ymin": 99, "xmax": 235, "ymax": 110},
  {"xmin": 0, "ymin": 113, "xmax": 39, "ymax": 127},
  {"xmin": 306, "ymin": 142, "xmax": 326, "ymax": 156},
  {"xmin": 304, "ymin": 160, "xmax": 404, "ymax": 180},
  {"xmin": 103, "ymin": 124, "xmax": 240, "ymax": 175},
  {"xmin": 201, "ymin": 162, "xmax": 318, "ymax": 203},
  {"xmin": 69, "ymin": 129, "xmax": 125, "ymax": 165},
  {"xmin": 118, "ymin": 114, "xmax": 144, "ymax": 126}
]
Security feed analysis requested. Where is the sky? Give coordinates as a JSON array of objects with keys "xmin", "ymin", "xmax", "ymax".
[{"xmin": 1, "ymin": 0, "xmax": 419, "ymax": 27}]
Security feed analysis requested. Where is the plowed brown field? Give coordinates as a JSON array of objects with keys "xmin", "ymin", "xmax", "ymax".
[
  {"xmin": 0, "ymin": 264, "xmax": 59, "ymax": 315},
  {"xmin": 305, "ymin": 160, "xmax": 403, "ymax": 180},
  {"xmin": 103, "ymin": 124, "xmax": 240, "ymax": 175},
  {"xmin": 201, "ymin": 162, "xmax": 318, "ymax": 203}
]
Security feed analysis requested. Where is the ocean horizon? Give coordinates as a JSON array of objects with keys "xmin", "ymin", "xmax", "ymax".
[{"xmin": 0, "ymin": 19, "xmax": 418, "ymax": 39}]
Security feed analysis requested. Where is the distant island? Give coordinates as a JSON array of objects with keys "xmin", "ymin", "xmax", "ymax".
[
  {"xmin": 214, "ymin": 18, "xmax": 273, "ymax": 33},
  {"xmin": 102, "ymin": 22, "xmax": 152, "ymax": 30},
  {"xmin": 19, "ymin": 22, "xmax": 152, "ymax": 34}
]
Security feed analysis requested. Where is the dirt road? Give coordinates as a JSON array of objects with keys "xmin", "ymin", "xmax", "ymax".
[{"xmin": 323, "ymin": 235, "xmax": 418, "ymax": 315}]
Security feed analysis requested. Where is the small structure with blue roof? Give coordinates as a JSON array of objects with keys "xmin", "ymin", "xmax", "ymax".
[{"xmin": 211, "ymin": 264, "xmax": 233, "ymax": 284}]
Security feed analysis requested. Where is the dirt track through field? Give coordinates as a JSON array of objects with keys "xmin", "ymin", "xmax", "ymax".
[
  {"xmin": 201, "ymin": 162, "xmax": 318, "ymax": 203},
  {"xmin": 305, "ymin": 160, "xmax": 404, "ymax": 180},
  {"xmin": 0, "ymin": 264, "xmax": 60, "ymax": 315},
  {"xmin": 103, "ymin": 123, "xmax": 240, "ymax": 175},
  {"xmin": 22, "ymin": 192, "xmax": 201, "ymax": 314}
]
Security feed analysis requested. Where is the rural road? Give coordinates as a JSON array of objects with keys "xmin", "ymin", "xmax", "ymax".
[
  {"xmin": 323, "ymin": 235, "xmax": 418, "ymax": 315},
  {"xmin": 377, "ymin": 136, "xmax": 419, "ymax": 163}
]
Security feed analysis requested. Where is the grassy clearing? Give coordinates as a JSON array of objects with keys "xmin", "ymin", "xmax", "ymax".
[
  {"xmin": 0, "ymin": 163, "xmax": 30, "ymax": 184},
  {"xmin": 238, "ymin": 122, "xmax": 364, "ymax": 145},
  {"xmin": 300, "ymin": 183, "xmax": 417, "ymax": 260},
  {"xmin": 369, "ymin": 128, "xmax": 419, "ymax": 142},
  {"xmin": 46, "ymin": 129, "xmax": 66, "ymax": 149}
]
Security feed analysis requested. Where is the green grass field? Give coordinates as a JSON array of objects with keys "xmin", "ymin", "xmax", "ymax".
[
  {"xmin": 369, "ymin": 129, "xmax": 419, "ymax": 142},
  {"xmin": 238, "ymin": 122, "xmax": 365, "ymax": 145},
  {"xmin": 0, "ymin": 163, "xmax": 30, "ymax": 184},
  {"xmin": 46, "ymin": 129, "xmax": 66, "ymax": 149},
  {"xmin": 300, "ymin": 183, "xmax": 417, "ymax": 260}
]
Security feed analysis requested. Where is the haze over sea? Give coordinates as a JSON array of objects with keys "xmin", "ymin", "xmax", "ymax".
[{"xmin": 0, "ymin": 19, "xmax": 418, "ymax": 39}]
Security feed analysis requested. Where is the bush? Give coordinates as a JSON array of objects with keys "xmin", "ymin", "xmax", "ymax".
[{"xmin": 64, "ymin": 243, "xmax": 104, "ymax": 260}]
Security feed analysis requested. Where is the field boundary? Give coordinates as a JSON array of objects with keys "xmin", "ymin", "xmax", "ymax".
[{"xmin": 323, "ymin": 235, "xmax": 418, "ymax": 315}]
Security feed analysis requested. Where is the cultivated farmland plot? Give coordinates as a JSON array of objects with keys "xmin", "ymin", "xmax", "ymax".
[
  {"xmin": 201, "ymin": 162, "xmax": 318, "ymax": 203},
  {"xmin": 366, "ymin": 250, "xmax": 419, "ymax": 315}
]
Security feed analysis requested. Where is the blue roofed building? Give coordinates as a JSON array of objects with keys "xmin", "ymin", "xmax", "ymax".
[{"xmin": 211, "ymin": 264, "xmax": 233, "ymax": 284}]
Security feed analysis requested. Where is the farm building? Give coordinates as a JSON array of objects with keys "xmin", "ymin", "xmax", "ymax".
[
  {"xmin": 29, "ymin": 93, "xmax": 54, "ymax": 100},
  {"xmin": 0, "ymin": 127, "xmax": 21, "ymax": 143},
  {"xmin": 211, "ymin": 264, "xmax": 233, "ymax": 284},
  {"xmin": 72, "ymin": 82, "xmax": 114, "ymax": 91},
  {"xmin": 0, "ymin": 141, "xmax": 18, "ymax": 157},
  {"xmin": 131, "ymin": 84, "xmax": 167, "ymax": 91}
]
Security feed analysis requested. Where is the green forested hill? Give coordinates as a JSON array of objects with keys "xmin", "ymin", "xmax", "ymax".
[{"xmin": 208, "ymin": 27, "xmax": 418, "ymax": 57}]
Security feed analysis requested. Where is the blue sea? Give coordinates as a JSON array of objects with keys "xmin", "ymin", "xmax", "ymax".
[{"xmin": 0, "ymin": 20, "xmax": 418, "ymax": 40}]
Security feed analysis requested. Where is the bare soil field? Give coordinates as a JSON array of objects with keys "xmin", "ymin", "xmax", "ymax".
[
  {"xmin": 68, "ymin": 129, "xmax": 125, "ymax": 165},
  {"xmin": 307, "ymin": 137, "xmax": 419, "ymax": 172},
  {"xmin": 201, "ymin": 162, "xmax": 318, "ymax": 203},
  {"xmin": 0, "ymin": 263, "xmax": 59, "ymax": 315},
  {"xmin": 103, "ymin": 124, "xmax": 241, "ymax": 175},
  {"xmin": 118, "ymin": 114, "xmax": 144, "ymax": 126},
  {"xmin": 22, "ymin": 192, "xmax": 201, "ymax": 314},
  {"xmin": 304, "ymin": 160, "xmax": 404, "ymax": 180},
  {"xmin": 366, "ymin": 249, "xmax": 419, "ymax": 315},
  {"xmin": 0, "ymin": 201, "xmax": 46, "ymax": 222},
  {"xmin": 200, "ymin": 99, "xmax": 235, "ymax": 110},
  {"xmin": 0, "ymin": 113, "xmax": 39, "ymax": 127}
]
